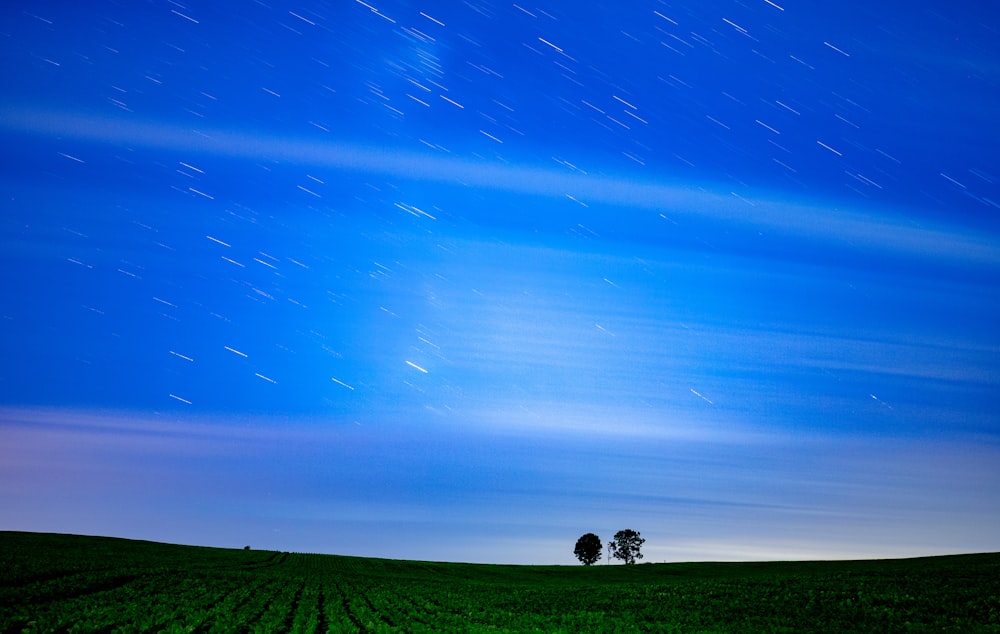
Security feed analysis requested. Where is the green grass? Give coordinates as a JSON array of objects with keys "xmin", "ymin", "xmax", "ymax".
[{"xmin": 1, "ymin": 531, "xmax": 998, "ymax": 632}]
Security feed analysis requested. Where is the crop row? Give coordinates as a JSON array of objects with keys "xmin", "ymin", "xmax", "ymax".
[
  {"xmin": 5, "ymin": 572, "xmax": 634, "ymax": 633},
  {"xmin": 7, "ymin": 565, "xmax": 999, "ymax": 633},
  {"xmin": 4, "ymin": 573, "xmax": 264, "ymax": 633},
  {"xmin": 5, "ymin": 577, "xmax": 999, "ymax": 632},
  {"xmin": 3, "ymin": 532, "xmax": 999, "ymax": 632}
]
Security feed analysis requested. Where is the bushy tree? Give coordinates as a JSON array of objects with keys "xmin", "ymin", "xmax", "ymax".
[
  {"xmin": 574, "ymin": 533, "xmax": 602, "ymax": 565},
  {"xmin": 609, "ymin": 529, "xmax": 645, "ymax": 564}
]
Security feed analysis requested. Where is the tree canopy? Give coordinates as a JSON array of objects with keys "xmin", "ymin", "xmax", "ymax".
[
  {"xmin": 608, "ymin": 529, "xmax": 645, "ymax": 565},
  {"xmin": 573, "ymin": 533, "xmax": 603, "ymax": 565}
]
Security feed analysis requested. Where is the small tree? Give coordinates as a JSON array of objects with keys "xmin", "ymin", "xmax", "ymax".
[
  {"xmin": 573, "ymin": 533, "xmax": 603, "ymax": 565},
  {"xmin": 609, "ymin": 529, "xmax": 645, "ymax": 564}
]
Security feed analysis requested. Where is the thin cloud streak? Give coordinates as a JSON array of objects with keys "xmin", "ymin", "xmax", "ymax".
[
  {"xmin": 394, "ymin": 236, "xmax": 997, "ymax": 440},
  {"xmin": 3, "ymin": 406, "xmax": 999, "ymax": 563},
  {"xmin": 3, "ymin": 106, "xmax": 997, "ymax": 268}
]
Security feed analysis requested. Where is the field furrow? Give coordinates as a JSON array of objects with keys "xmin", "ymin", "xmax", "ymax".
[
  {"xmin": 354, "ymin": 585, "xmax": 398, "ymax": 630},
  {"xmin": 386, "ymin": 586, "xmax": 466, "ymax": 631},
  {"xmin": 328, "ymin": 582, "xmax": 366, "ymax": 633},
  {"xmin": 288, "ymin": 582, "xmax": 322, "ymax": 634},
  {"xmin": 2, "ymin": 533, "xmax": 999, "ymax": 633},
  {"xmin": 245, "ymin": 580, "xmax": 301, "ymax": 633}
]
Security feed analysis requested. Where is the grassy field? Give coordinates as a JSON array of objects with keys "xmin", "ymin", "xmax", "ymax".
[{"xmin": 1, "ymin": 531, "xmax": 998, "ymax": 632}]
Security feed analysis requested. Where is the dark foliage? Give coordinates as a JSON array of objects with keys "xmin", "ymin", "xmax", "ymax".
[
  {"xmin": 609, "ymin": 529, "xmax": 645, "ymax": 565},
  {"xmin": 573, "ymin": 533, "xmax": 603, "ymax": 565}
]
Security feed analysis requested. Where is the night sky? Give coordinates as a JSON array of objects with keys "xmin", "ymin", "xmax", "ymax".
[{"xmin": 1, "ymin": 0, "xmax": 998, "ymax": 564}]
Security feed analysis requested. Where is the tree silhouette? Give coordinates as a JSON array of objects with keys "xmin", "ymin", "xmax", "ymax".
[
  {"xmin": 608, "ymin": 529, "xmax": 645, "ymax": 564},
  {"xmin": 573, "ymin": 533, "xmax": 603, "ymax": 565}
]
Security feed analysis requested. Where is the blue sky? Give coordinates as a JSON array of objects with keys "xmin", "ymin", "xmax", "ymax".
[{"xmin": 1, "ymin": 0, "xmax": 998, "ymax": 564}]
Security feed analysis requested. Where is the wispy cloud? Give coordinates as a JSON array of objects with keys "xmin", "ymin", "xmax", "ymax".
[
  {"xmin": 3, "ymin": 106, "xmax": 997, "ymax": 268},
  {"xmin": 3, "ymin": 405, "xmax": 998, "ymax": 562}
]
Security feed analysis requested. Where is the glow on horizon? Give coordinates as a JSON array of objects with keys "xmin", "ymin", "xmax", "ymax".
[{"xmin": 3, "ymin": 406, "xmax": 998, "ymax": 564}]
